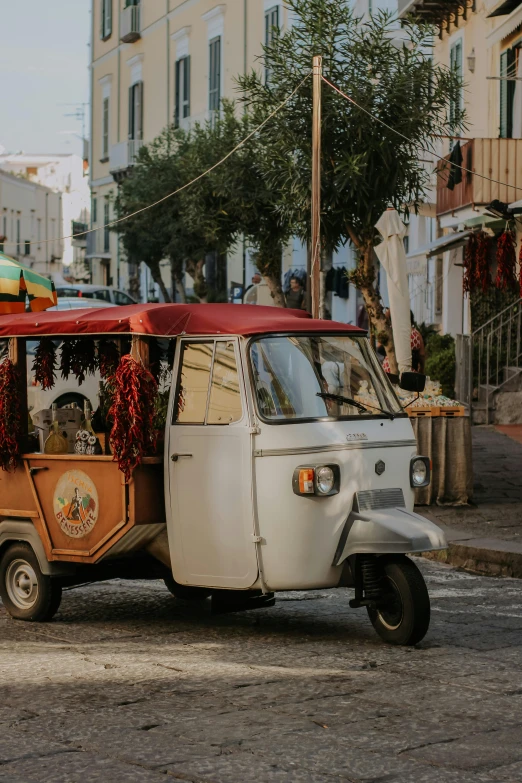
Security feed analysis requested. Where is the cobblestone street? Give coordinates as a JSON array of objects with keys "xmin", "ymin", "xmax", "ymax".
[{"xmin": 3, "ymin": 559, "xmax": 522, "ymax": 782}]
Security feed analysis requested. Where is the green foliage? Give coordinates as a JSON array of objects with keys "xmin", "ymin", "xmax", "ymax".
[
  {"xmin": 425, "ymin": 333, "xmax": 456, "ymax": 399},
  {"xmin": 237, "ymin": 0, "xmax": 465, "ymax": 252}
]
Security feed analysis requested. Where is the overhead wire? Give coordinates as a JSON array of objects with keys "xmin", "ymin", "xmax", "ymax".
[
  {"xmin": 321, "ymin": 75, "xmax": 522, "ymax": 195},
  {"xmin": 35, "ymin": 72, "xmax": 312, "ymax": 246}
]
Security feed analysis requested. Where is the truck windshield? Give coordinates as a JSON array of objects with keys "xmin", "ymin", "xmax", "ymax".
[{"xmin": 250, "ymin": 335, "xmax": 402, "ymax": 421}]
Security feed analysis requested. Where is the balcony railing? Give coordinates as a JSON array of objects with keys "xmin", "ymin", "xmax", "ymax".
[
  {"xmin": 436, "ymin": 138, "xmax": 522, "ymax": 216},
  {"xmin": 120, "ymin": 4, "xmax": 141, "ymax": 43},
  {"xmin": 109, "ymin": 139, "xmax": 143, "ymax": 175},
  {"xmin": 85, "ymin": 228, "xmax": 111, "ymax": 259},
  {"xmin": 71, "ymin": 221, "xmax": 88, "ymax": 247},
  {"xmin": 398, "ymin": 0, "xmax": 473, "ymax": 24}
]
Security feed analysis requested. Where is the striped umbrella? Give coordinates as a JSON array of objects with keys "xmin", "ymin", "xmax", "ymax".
[{"xmin": 0, "ymin": 251, "xmax": 57, "ymax": 314}]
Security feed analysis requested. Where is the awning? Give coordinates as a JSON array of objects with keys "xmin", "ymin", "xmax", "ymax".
[
  {"xmin": 406, "ymin": 230, "xmax": 472, "ymax": 262},
  {"xmin": 487, "ymin": 4, "xmax": 522, "ymax": 44},
  {"xmin": 488, "ymin": 0, "xmax": 522, "ymax": 17}
]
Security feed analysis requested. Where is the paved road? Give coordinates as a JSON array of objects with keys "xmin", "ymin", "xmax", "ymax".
[{"xmin": 2, "ymin": 560, "xmax": 522, "ymax": 783}]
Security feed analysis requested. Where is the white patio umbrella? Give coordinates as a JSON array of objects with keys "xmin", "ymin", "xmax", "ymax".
[{"xmin": 374, "ymin": 208, "xmax": 412, "ymax": 376}]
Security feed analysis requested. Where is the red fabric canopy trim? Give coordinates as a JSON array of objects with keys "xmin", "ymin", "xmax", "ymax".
[{"xmin": 0, "ymin": 303, "xmax": 364, "ymax": 339}]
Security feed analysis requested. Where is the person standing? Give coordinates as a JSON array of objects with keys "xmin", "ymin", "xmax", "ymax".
[{"xmin": 285, "ymin": 276, "xmax": 306, "ymax": 310}]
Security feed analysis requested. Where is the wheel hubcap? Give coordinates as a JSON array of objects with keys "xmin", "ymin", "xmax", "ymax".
[
  {"xmin": 377, "ymin": 576, "xmax": 403, "ymax": 630},
  {"xmin": 6, "ymin": 559, "xmax": 39, "ymax": 610}
]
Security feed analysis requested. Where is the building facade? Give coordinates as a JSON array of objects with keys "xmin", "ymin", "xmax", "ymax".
[
  {"xmin": 0, "ymin": 154, "xmax": 90, "ymax": 283},
  {"xmin": 0, "ymin": 168, "xmax": 63, "ymax": 277},
  {"xmin": 400, "ymin": 0, "xmax": 522, "ymax": 337}
]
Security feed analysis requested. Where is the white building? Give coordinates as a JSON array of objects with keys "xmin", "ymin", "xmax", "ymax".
[
  {"xmin": 0, "ymin": 168, "xmax": 63, "ymax": 277},
  {"xmin": 0, "ymin": 154, "xmax": 90, "ymax": 282}
]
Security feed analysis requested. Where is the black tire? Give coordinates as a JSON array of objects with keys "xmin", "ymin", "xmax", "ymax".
[
  {"xmin": 164, "ymin": 573, "xmax": 211, "ymax": 601},
  {"xmin": 0, "ymin": 543, "xmax": 62, "ymax": 622},
  {"xmin": 367, "ymin": 555, "xmax": 430, "ymax": 646}
]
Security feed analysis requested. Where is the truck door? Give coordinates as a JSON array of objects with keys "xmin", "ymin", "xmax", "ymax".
[{"xmin": 166, "ymin": 338, "xmax": 258, "ymax": 589}]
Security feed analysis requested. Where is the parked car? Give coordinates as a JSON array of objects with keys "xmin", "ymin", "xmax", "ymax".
[
  {"xmin": 55, "ymin": 284, "xmax": 136, "ymax": 306},
  {"xmin": 27, "ymin": 298, "xmax": 112, "ymax": 413}
]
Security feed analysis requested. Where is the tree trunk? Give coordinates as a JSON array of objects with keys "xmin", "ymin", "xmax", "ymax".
[
  {"xmin": 170, "ymin": 257, "xmax": 186, "ymax": 303},
  {"xmin": 149, "ymin": 261, "xmax": 171, "ymax": 303},
  {"xmin": 263, "ymin": 272, "xmax": 286, "ymax": 307},
  {"xmin": 351, "ymin": 242, "xmax": 398, "ymax": 376},
  {"xmin": 185, "ymin": 258, "xmax": 208, "ymax": 303}
]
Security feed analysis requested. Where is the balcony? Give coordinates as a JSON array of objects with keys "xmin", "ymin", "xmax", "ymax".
[
  {"xmin": 436, "ymin": 138, "xmax": 522, "ymax": 216},
  {"xmin": 120, "ymin": 4, "xmax": 141, "ymax": 43},
  {"xmin": 86, "ymin": 228, "xmax": 111, "ymax": 260},
  {"xmin": 109, "ymin": 139, "xmax": 143, "ymax": 180},
  {"xmin": 398, "ymin": 0, "xmax": 474, "ymax": 28},
  {"xmin": 71, "ymin": 221, "xmax": 88, "ymax": 248}
]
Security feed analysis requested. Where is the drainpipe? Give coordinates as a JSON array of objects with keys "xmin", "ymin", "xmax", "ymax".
[
  {"xmin": 45, "ymin": 191, "xmax": 49, "ymax": 271},
  {"xmin": 166, "ymin": 0, "xmax": 170, "ymax": 123}
]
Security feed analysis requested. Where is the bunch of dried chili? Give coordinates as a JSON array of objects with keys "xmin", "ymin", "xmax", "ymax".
[
  {"xmin": 60, "ymin": 338, "xmax": 97, "ymax": 385},
  {"xmin": 108, "ymin": 355, "xmax": 158, "ymax": 482},
  {"xmin": 495, "ymin": 230, "xmax": 518, "ymax": 292},
  {"xmin": 463, "ymin": 232, "xmax": 477, "ymax": 293},
  {"xmin": 97, "ymin": 338, "xmax": 120, "ymax": 379},
  {"xmin": 475, "ymin": 231, "xmax": 492, "ymax": 293},
  {"xmin": 0, "ymin": 359, "xmax": 21, "ymax": 472},
  {"xmin": 32, "ymin": 337, "xmax": 57, "ymax": 390}
]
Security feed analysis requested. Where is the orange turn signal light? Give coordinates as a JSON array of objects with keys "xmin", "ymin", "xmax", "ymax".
[{"xmin": 298, "ymin": 468, "xmax": 315, "ymax": 494}]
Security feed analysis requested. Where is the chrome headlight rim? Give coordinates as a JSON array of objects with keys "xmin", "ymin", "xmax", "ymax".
[
  {"xmin": 292, "ymin": 463, "xmax": 340, "ymax": 497},
  {"xmin": 410, "ymin": 456, "xmax": 431, "ymax": 488}
]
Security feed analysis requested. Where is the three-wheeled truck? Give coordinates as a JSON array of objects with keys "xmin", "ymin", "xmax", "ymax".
[{"xmin": 0, "ymin": 303, "xmax": 446, "ymax": 645}]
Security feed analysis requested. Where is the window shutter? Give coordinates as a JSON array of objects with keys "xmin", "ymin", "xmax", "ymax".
[
  {"xmin": 100, "ymin": 0, "xmax": 105, "ymax": 38},
  {"xmin": 185, "ymin": 55, "xmax": 191, "ymax": 119},
  {"xmin": 500, "ymin": 51, "xmax": 508, "ymax": 137},
  {"xmin": 128, "ymin": 86, "xmax": 134, "ymax": 140},
  {"xmin": 106, "ymin": 0, "xmax": 112, "ymax": 37},
  {"xmin": 500, "ymin": 49, "xmax": 516, "ymax": 138},
  {"xmin": 136, "ymin": 81, "xmax": 143, "ymax": 140},
  {"xmin": 175, "ymin": 59, "xmax": 181, "ymax": 127}
]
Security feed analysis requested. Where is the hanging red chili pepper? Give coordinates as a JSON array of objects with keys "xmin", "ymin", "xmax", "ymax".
[
  {"xmin": 475, "ymin": 231, "xmax": 492, "ymax": 293},
  {"xmin": 495, "ymin": 230, "xmax": 518, "ymax": 292},
  {"xmin": 0, "ymin": 359, "xmax": 21, "ymax": 472},
  {"xmin": 108, "ymin": 355, "xmax": 158, "ymax": 482},
  {"xmin": 32, "ymin": 337, "xmax": 57, "ymax": 390},
  {"xmin": 97, "ymin": 338, "xmax": 120, "ymax": 379},
  {"xmin": 60, "ymin": 338, "xmax": 97, "ymax": 385},
  {"xmin": 463, "ymin": 232, "xmax": 477, "ymax": 293}
]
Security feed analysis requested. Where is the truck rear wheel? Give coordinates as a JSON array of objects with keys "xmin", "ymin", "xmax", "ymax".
[
  {"xmin": 367, "ymin": 555, "xmax": 430, "ymax": 646},
  {"xmin": 0, "ymin": 543, "xmax": 62, "ymax": 622}
]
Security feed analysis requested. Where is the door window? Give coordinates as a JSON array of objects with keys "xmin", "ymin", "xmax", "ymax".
[
  {"xmin": 175, "ymin": 341, "xmax": 242, "ymax": 425},
  {"xmin": 207, "ymin": 341, "xmax": 242, "ymax": 424}
]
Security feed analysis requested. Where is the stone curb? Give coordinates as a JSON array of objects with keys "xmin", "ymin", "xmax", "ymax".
[{"xmin": 423, "ymin": 543, "xmax": 522, "ymax": 578}]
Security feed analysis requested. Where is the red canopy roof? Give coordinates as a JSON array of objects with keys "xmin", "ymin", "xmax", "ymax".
[{"xmin": 0, "ymin": 303, "xmax": 364, "ymax": 339}]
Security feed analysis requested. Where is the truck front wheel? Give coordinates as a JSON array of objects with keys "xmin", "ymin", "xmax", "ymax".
[
  {"xmin": 367, "ymin": 555, "xmax": 430, "ymax": 646},
  {"xmin": 0, "ymin": 543, "xmax": 62, "ymax": 622}
]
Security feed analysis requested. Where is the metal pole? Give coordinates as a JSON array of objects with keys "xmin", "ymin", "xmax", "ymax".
[{"xmin": 311, "ymin": 55, "xmax": 322, "ymax": 320}]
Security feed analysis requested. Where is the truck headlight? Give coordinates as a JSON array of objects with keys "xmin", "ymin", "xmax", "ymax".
[
  {"xmin": 292, "ymin": 464, "xmax": 340, "ymax": 497},
  {"xmin": 410, "ymin": 457, "xmax": 431, "ymax": 488}
]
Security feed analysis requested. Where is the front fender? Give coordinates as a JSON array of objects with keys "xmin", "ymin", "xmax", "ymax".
[{"xmin": 333, "ymin": 507, "xmax": 447, "ymax": 566}]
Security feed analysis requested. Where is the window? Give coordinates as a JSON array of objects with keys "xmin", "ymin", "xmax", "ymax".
[
  {"xmin": 24, "ymin": 240, "xmax": 30, "ymax": 256},
  {"xmin": 103, "ymin": 201, "xmax": 110, "ymax": 252},
  {"xmin": 207, "ymin": 342, "xmax": 242, "ymax": 424},
  {"xmin": 208, "ymin": 36, "xmax": 221, "ymax": 112},
  {"xmin": 92, "ymin": 197, "xmax": 97, "ymax": 224},
  {"xmin": 113, "ymin": 290, "xmax": 135, "ymax": 305},
  {"xmin": 449, "ymin": 40, "xmax": 463, "ymax": 136},
  {"xmin": 37, "ymin": 218, "xmax": 41, "ymax": 245},
  {"xmin": 128, "ymin": 81, "xmax": 143, "ymax": 140},
  {"xmin": 175, "ymin": 55, "xmax": 191, "ymax": 127},
  {"xmin": 102, "ymin": 97, "xmax": 110, "ymax": 160},
  {"xmin": 264, "ymin": 6, "xmax": 279, "ymax": 82},
  {"xmin": 500, "ymin": 47, "xmax": 517, "ymax": 138},
  {"xmin": 176, "ymin": 343, "xmax": 214, "ymax": 424},
  {"xmin": 100, "ymin": 0, "xmax": 112, "ymax": 39},
  {"xmin": 250, "ymin": 335, "xmax": 401, "ymax": 422},
  {"xmin": 16, "ymin": 218, "xmax": 21, "ymax": 255},
  {"xmin": 175, "ymin": 341, "xmax": 243, "ymax": 425},
  {"xmin": 93, "ymin": 289, "xmax": 111, "ymax": 301},
  {"xmin": 435, "ymin": 256, "xmax": 443, "ymax": 315}
]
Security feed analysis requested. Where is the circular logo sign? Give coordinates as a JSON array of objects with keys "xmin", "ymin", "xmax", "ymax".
[{"xmin": 53, "ymin": 470, "xmax": 99, "ymax": 539}]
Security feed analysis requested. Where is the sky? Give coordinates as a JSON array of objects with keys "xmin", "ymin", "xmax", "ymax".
[{"xmin": 0, "ymin": 0, "xmax": 91, "ymax": 157}]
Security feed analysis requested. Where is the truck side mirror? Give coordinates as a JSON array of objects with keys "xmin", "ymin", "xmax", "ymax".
[{"xmin": 400, "ymin": 372, "xmax": 426, "ymax": 393}]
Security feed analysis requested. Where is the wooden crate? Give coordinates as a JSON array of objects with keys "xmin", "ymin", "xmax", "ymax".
[
  {"xmin": 406, "ymin": 406, "xmax": 437, "ymax": 418},
  {"xmin": 438, "ymin": 405, "xmax": 466, "ymax": 418}
]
